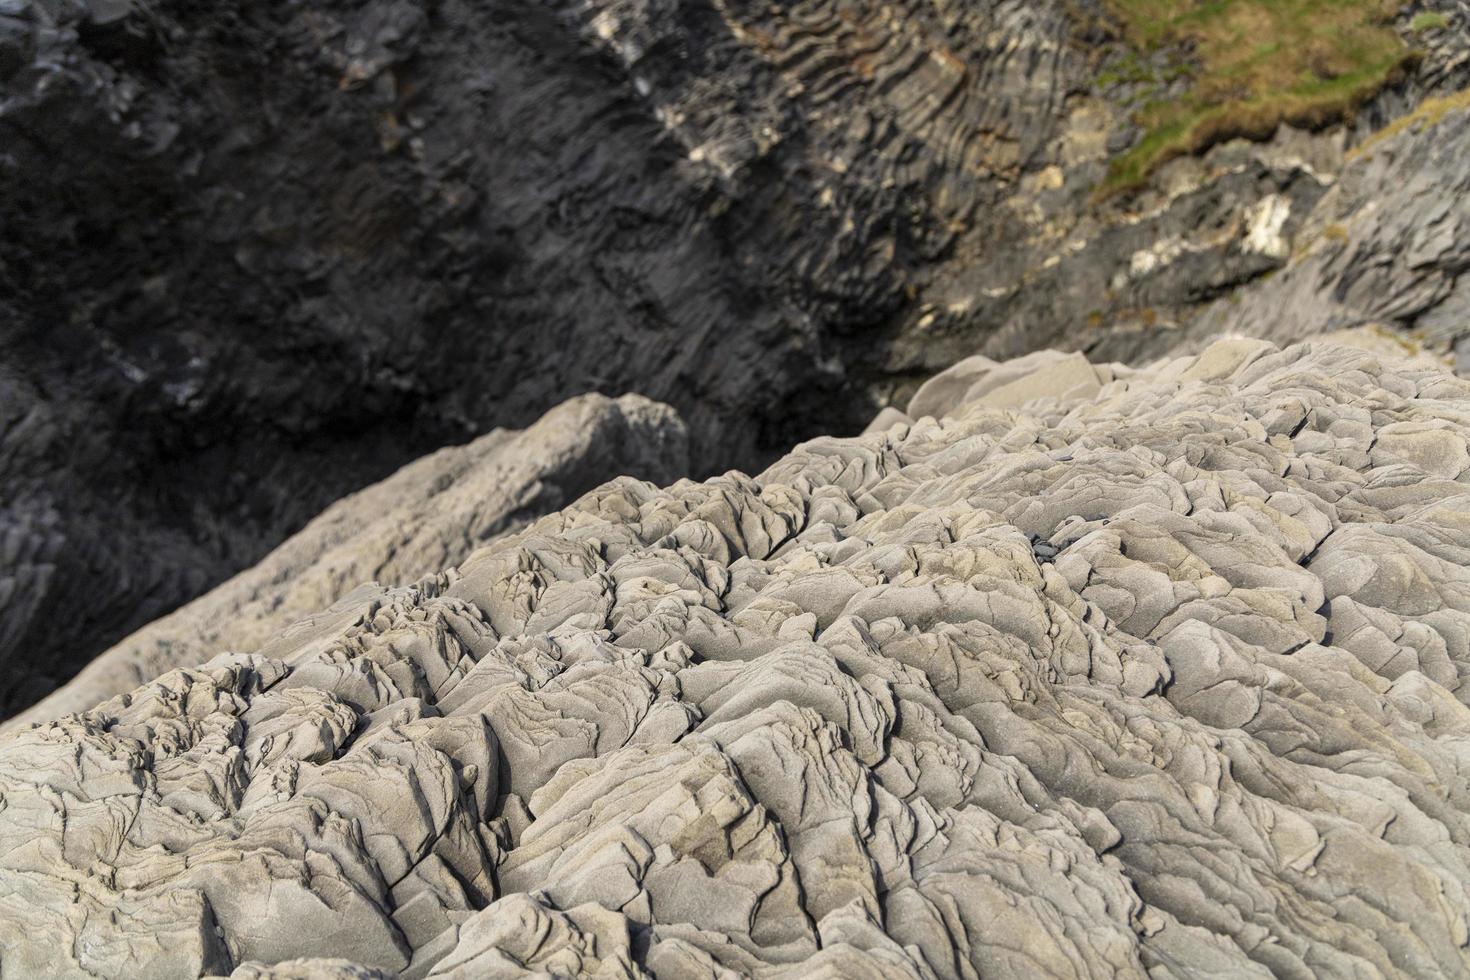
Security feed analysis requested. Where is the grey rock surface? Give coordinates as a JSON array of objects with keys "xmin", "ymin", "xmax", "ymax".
[
  {"xmin": 1103, "ymin": 101, "xmax": 1470, "ymax": 369},
  {"xmin": 5, "ymin": 392, "xmax": 688, "ymax": 732},
  {"xmin": 5, "ymin": 0, "xmax": 1468, "ymax": 712},
  {"xmin": 5, "ymin": 339, "xmax": 1470, "ymax": 977}
]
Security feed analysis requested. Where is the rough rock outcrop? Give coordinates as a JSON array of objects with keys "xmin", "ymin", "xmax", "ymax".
[
  {"xmin": 5, "ymin": 339, "xmax": 1470, "ymax": 977},
  {"xmin": 0, "ymin": 393, "xmax": 687, "ymax": 720},
  {"xmin": 5, "ymin": 0, "xmax": 1469, "ymax": 705},
  {"xmin": 1126, "ymin": 99, "xmax": 1470, "ymax": 372}
]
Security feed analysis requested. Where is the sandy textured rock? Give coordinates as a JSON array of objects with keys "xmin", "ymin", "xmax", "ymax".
[
  {"xmin": 5, "ymin": 340, "xmax": 1470, "ymax": 977},
  {"xmin": 5, "ymin": 392, "xmax": 686, "ymax": 730}
]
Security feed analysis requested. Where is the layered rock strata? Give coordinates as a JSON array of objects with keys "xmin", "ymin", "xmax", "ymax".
[
  {"xmin": 5, "ymin": 0, "xmax": 1468, "ymax": 704},
  {"xmin": 1113, "ymin": 100, "xmax": 1470, "ymax": 372},
  {"xmin": 4, "ymin": 339, "xmax": 1470, "ymax": 977}
]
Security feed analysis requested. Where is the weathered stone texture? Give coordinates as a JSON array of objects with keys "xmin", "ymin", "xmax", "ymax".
[{"xmin": 5, "ymin": 340, "xmax": 1470, "ymax": 977}]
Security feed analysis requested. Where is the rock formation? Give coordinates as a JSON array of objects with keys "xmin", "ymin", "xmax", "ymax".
[
  {"xmin": 1169, "ymin": 97, "xmax": 1470, "ymax": 372},
  {"xmin": 5, "ymin": 338, "xmax": 1470, "ymax": 977},
  {"xmin": 2, "ymin": 392, "xmax": 687, "ymax": 725},
  {"xmin": 5, "ymin": 0, "xmax": 1469, "ymax": 709}
]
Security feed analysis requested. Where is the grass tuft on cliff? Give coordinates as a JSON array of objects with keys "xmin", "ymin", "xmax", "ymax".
[
  {"xmin": 1101, "ymin": 0, "xmax": 1411, "ymax": 193},
  {"xmin": 1347, "ymin": 84, "xmax": 1470, "ymax": 159}
]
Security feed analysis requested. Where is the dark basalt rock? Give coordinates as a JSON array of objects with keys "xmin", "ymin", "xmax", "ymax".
[{"xmin": 0, "ymin": 0, "xmax": 869, "ymax": 712}]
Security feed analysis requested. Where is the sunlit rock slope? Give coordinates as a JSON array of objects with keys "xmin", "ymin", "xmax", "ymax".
[{"xmin": 5, "ymin": 339, "xmax": 1470, "ymax": 977}]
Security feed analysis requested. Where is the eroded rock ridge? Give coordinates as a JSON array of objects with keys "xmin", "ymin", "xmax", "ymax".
[{"xmin": 4, "ymin": 340, "xmax": 1470, "ymax": 977}]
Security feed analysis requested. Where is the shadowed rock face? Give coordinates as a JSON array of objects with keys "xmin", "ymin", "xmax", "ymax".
[
  {"xmin": 6, "ymin": 340, "xmax": 1470, "ymax": 977},
  {"xmin": 0, "ymin": 0, "xmax": 885, "ymax": 714},
  {"xmin": 6, "ymin": 0, "xmax": 1468, "ymax": 717}
]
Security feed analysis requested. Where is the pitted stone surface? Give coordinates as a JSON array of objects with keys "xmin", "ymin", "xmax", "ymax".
[{"xmin": 4, "ymin": 340, "xmax": 1470, "ymax": 977}]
